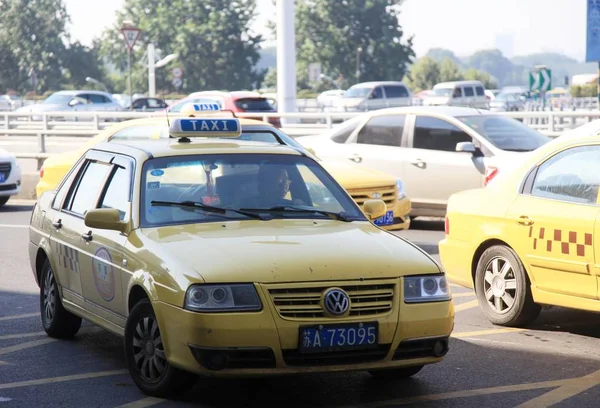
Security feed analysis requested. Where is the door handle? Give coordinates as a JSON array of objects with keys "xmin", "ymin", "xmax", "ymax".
[
  {"xmin": 81, "ymin": 231, "xmax": 93, "ymax": 242},
  {"xmin": 349, "ymin": 154, "xmax": 362, "ymax": 164},
  {"xmin": 410, "ymin": 159, "xmax": 426, "ymax": 169},
  {"xmin": 52, "ymin": 219, "xmax": 62, "ymax": 229},
  {"xmin": 517, "ymin": 216, "xmax": 534, "ymax": 226}
]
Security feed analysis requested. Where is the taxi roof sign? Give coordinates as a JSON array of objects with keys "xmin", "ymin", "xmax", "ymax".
[{"xmin": 169, "ymin": 117, "xmax": 242, "ymax": 139}]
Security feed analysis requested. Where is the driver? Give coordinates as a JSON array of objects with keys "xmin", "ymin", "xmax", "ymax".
[{"xmin": 257, "ymin": 166, "xmax": 294, "ymax": 206}]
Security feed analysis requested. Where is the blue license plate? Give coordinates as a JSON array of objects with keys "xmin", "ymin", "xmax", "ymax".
[
  {"xmin": 373, "ymin": 210, "xmax": 394, "ymax": 226},
  {"xmin": 298, "ymin": 322, "xmax": 378, "ymax": 353}
]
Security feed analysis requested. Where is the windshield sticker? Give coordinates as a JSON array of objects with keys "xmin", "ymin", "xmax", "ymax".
[
  {"xmin": 150, "ymin": 169, "xmax": 164, "ymax": 177},
  {"xmin": 148, "ymin": 181, "xmax": 161, "ymax": 189},
  {"xmin": 92, "ymin": 247, "xmax": 115, "ymax": 302}
]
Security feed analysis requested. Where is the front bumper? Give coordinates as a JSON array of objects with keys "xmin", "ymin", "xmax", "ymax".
[
  {"xmin": 152, "ymin": 279, "xmax": 454, "ymax": 377},
  {"xmin": 0, "ymin": 161, "xmax": 22, "ymax": 198}
]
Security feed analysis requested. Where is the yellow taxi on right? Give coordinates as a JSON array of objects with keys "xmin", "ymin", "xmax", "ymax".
[{"xmin": 439, "ymin": 122, "xmax": 600, "ymax": 327}]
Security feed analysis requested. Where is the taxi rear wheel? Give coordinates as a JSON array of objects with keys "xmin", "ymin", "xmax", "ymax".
[
  {"xmin": 368, "ymin": 365, "xmax": 424, "ymax": 379},
  {"xmin": 124, "ymin": 298, "xmax": 196, "ymax": 397},
  {"xmin": 475, "ymin": 245, "xmax": 541, "ymax": 327},
  {"xmin": 39, "ymin": 259, "xmax": 82, "ymax": 339}
]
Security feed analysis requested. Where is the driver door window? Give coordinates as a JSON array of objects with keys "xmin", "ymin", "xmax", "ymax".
[{"xmin": 530, "ymin": 146, "xmax": 600, "ymax": 205}]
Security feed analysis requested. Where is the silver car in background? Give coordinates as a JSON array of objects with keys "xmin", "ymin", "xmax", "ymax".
[{"xmin": 15, "ymin": 90, "xmax": 123, "ymax": 120}]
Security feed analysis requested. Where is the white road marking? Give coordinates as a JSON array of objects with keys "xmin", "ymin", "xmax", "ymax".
[
  {"xmin": 0, "ymin": 313, "xmax": 38, "ymax": 322},
  {"xmin": 0, "ymin": 397, "xmax": 13, "ymax": 402}
]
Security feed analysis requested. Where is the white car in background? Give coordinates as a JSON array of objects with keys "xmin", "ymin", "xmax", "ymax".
[
  {"xmin": 0, "ymin": 149, "xmax": 22, "ymax": 207},
  {"xmin": 296, "ymin": 106, "xmax": 551, "ymax": 218}
]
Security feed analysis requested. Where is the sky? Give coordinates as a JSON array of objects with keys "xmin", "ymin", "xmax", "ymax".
[{"xmin": 64, "ymin": 0, "xmax": 587, "ymax": 61}]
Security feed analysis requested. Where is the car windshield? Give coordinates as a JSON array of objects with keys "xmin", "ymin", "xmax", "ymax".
[
  {"xmin": 141, "ymin": 154, "xmax": 365, "ymax": 227},
  {"xmin": 456, "ymin": 115, "xmax": 551, "ymax": 151},
  {"xmin": 343, "ymin": 87, "xmax": 371, "ymax": 98},
  {"xmin": 494, "ymin": 93, "xmax": 518, "ymax": 101},
  {"xmin": 43, "ymin": 94, "xmax": 73, "ymax": 105},
  {"xmin": 234, "ymin": 97, "xmax": 274, "ymax": 111},
  {"xmin": 431, "ymin": 88, "xmax": 453, "ymax": 96}
]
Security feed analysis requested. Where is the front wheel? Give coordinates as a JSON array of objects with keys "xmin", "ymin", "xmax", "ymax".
[
  {"xmin": 124, "ymin": 298, "xmax": 196, "ymax": 397},
  {"xmin": 0, "ymin": 196, "xmax": 9, "ymax": 207},
  {"xmin": 475, "ymin": 245, "xmax": 541, "ymax": 327},
  {"xmin": 368, "ymin": 365, "xmax": 424, "ymax": 379}
]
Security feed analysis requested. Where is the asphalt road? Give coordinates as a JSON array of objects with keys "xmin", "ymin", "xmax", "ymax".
[{"xmin": 2, "ymin": 202, "xmax": 600, "ymax": 407}]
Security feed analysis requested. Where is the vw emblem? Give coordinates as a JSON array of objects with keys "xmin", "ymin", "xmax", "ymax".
[
  {"xmin": 323, "ymin": 289, "xmax": 350, "ymax": 316},
  {"xmin": 372, "ymin": 192, "xmax": 381, "ymax": 199}
]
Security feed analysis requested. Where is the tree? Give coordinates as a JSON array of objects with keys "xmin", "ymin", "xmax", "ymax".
[
  {"xmin": 439, "ymin": 58, "xmax": 462, "ymax": 82},
  {"xmin": 403, "ymin": 57, "xmax": 440, "ymax": 93},
  {"xmin": 0, "ymin": 0, "xmax": 70, "ymax": 93},
  {"xmin": 463, "ymin": 68, "xmax": 498, "ymax": 89},
  {"xmin": 98, "ymin": 0, "xmax": 266, "ymax": 94},
  {"xmin": 61, "ymin": 40, "xmax": 108, "ymax": 90},
  {"xmin": 287, "ymin": 0, "xmax": 414, "ymax": 90}
]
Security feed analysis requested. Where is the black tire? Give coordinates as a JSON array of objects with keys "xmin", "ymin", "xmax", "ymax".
[
  {"xmin": 0, "ymin": 197, "xmax": 9, "ymax": 207},
  {"xmin": 368, "ymin": 365, "xmax": 424, "ymax": 379},
  {"xmin": 40, "ymin": 259, "xmax": 82, "ymax": 339},
  {"xmin": 124, "ymin": 298, "xmax": 196, "ymax": 397},
  {"xmin": 474, "ymin": 245, "xmax": 541, "ymax": 327}
]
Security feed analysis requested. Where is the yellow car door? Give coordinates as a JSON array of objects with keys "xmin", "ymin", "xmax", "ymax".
[
  {"xmin": 60, "ymin": 150, "xmax": 128, "ymax": 326},
  {"xmin": 505, "ymin": 144, "xmax": 600, "ymax": 300}
]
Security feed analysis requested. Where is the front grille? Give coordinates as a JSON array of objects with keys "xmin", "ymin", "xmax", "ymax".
[
  {"xmin": 268, "ymin": 282, "xmax": 395, "ymax": 319},
  {"xmin": 0, "ymin": 162, "xmax": 11, "ymax": 181},
  {"xmin": 282, "ymin": 344, "xmax": 390, "ymax": 366},
  {"xmin": 346, "ymin": 184, "xmax": 396, "ymax": 207}
]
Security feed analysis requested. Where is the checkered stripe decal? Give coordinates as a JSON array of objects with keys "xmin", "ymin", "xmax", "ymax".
[
  {"xmin": 529, "ymin": 226, "xmax": 592, "ymax": 257},
  {"xmin": 56, "ymin": 242, "xmax": 80, "ymax": 273}
]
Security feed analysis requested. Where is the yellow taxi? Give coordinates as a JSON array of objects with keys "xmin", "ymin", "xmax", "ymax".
[
  {"xmin": 36, "ymin": 109, "xmax": 411, "ymax": 230},
  {"xmin": 29, "ymin": 110, "xmax": 453, "ymax": 397},
  {"xmin": 439, "ymin": 127, "xmax": 600, "ymax": 327}
]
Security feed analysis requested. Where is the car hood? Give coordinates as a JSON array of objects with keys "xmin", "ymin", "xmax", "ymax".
[
  {"xmin": 139, "ymin": 220, "xmax": 438, "ymax": 284},
  {"xmin": 320, "ymin": 160, "xmax": 397, "ymax": 189},
  {"xmin": 0, "ymin": 148, "xmax": 16, "ymax": 161},
  {"xmin": 17, "ymin": 103, "xmax": 67, "ymax": 113}
]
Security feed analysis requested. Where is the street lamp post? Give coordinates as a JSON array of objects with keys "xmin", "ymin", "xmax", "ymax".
[
  {"xmin": 147, "ymin": 44, "xmax": 177, "ymax": 97},
  {"xmin": 355, "ymin": 47, "xmax": 362, "ymax": 83}
]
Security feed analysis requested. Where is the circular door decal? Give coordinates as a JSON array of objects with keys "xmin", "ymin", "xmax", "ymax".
[{"xmin": 93, "ymin": 247, "xmax": 115, "ymax": 302}]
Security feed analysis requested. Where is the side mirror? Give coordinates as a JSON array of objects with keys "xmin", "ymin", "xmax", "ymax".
[
  {"xmin": 68, "ymin": 98, "xmax": 82, "ymax": 106},
  {"xmin": 456, "ymin": 141, "xmax": 477, "ymax": 153},
  {"xmin": 363, "ymin": 199, "xmax": 387, "ymax": 221},
  {"xmin": 84, "ymin": 208, "xmax": 129, "ymax": 233}
]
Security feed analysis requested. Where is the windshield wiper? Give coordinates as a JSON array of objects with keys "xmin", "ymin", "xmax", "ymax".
[
  {"xmin": 151, "ymin": 200, "xmax": 268, "ymax": 220},
  {"xmin": 240, "ymin": 205, "xmax": 353, "ymax": 222}
]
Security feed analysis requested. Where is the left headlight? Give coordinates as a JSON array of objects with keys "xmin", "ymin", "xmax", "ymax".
[
  {"xmin": 184, "ymin": 284, "xmax": 262, "ymax": 312},
  {"xmin": 396, "ymin": 179, "xmax": 407, "ymax": 200},
  {"xmin": 404, "ymin": 274, "xmax": 450, "ymax": 303}
]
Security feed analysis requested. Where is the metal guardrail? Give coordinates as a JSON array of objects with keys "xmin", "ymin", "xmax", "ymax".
[{"xmin": 5, "ymin": 109, "xmax": 600, "ymax": 168}]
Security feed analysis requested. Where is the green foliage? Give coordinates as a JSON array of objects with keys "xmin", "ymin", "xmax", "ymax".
[
  {"xmin": 404, "ymin": 57, "xmax": 495, "ymax": 92},
  {"xmin": 290, "ymin": 0, "xmax": 414, "ymax": 90},
  {"xmin": 0, "ymin": 0, "xmax": 69, "ymax": 93},
  {"xmin": 98, "ymin": 0, "xmax": 266, "ymax": 95},
  {"xmin": 570, "ymin": 84, "xmax": 597, "ymax": 98}
]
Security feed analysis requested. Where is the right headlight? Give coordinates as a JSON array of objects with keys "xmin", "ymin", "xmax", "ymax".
[
  {"xmin": 184, "ymin": 284, "xmax": 262, "ymax": 312},
  {"xmin": 404, "ymin": 274, "xmax": 450, "ymax": 303}
]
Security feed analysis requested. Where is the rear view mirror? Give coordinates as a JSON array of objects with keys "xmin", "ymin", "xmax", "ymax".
[
  {"xmin": 456, "ymin": 142, "xmax": 477, "ymax": 153},
  {"xmin": 363, "ymin": 199, "xmax": 387, "ymax": 221}
]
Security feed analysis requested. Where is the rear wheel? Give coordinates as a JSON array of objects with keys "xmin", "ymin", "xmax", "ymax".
[
  {"xmin": 40, "ymin": 259, "xmax": 82, "ymax": 338},
  {"xmin": 475, "ymin": 245, "xmax": 541, "ymax": 327},
  {"xmin": 368, "ymin": 365, "xmax": 424, "ymax": 379},
  {"xmin": 124, "ymin": 298, "xmax": 196, "ymax": 397}
]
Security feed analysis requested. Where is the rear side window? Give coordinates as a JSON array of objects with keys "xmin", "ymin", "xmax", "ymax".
[
  {"xmin": 475, "ymin": 86, "xmax": 485, "ymax": 96},
  {"xmin": 463, "ymin": 87, "xmax": 474, "ymax": 97},
  {"xmin": 383, "ymin": 85, "xmax": 409, "ymax": 98},
  {"xmin": 87, "ymin": 94, "xmax": 110, "ymax": 104},
  {"xmin": 234, "ymin": 98, "xmax": 273, "ymax": 111}
]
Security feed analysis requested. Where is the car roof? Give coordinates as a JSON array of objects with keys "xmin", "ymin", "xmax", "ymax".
[
  {"xmin": 53, "ymin": 90, "xmax": 112, "ymax": 96},
  {"xmin": 96, "ymin": 137, "xmax": 304, "ymax": 160},
  {"xmin": 433, "ymin": 80, "xmax": 484, "ymax": 88},
  {"xmin": 349, "ymin": 81, "xmax": 407, "ymax": 88},
  {"xmin": 359, "ymin": 105, "xmax": 489, "ymax": 117}
]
